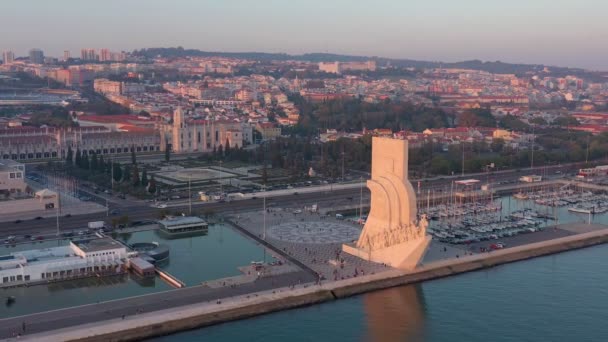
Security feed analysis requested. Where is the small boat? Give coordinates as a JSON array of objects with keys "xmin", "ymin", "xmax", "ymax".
[
  {"xmin": 513, "ymin": 192, "xmax": 528, "ymax": 200},
  {"xmin": 5, "ymin": 296, "xmax": 15, "ymax": 306},
  {"xmin": 568, "ymin": 206, "xmax": 593, "ymax": 214}
]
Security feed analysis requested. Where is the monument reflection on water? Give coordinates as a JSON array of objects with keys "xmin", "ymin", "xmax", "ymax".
[{"xmin": 363, "ymin": 285, "xmax": 426, "ymax": 342}]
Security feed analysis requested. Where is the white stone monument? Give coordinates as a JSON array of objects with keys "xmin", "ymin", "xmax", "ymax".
[{"xmin": 343, "ymin": 137, "xmax": 431, "ymax": 270}]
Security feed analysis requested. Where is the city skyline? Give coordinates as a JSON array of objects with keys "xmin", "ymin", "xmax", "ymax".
[{"xmin": 2, "ymin": 0, "xmax": 607, "ymax": 70}]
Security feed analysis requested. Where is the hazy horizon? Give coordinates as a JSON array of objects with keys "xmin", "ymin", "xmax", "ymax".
[{"xmin": 3, "ymin": 0, "xmax": 607, "ymax": 70}]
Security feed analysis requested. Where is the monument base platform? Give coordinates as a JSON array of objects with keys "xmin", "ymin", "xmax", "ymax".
[{"xmin": 342, "ymin": 235, "xmax": 432, "ymax": 270}]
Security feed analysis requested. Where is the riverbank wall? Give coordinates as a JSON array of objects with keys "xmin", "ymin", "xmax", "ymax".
[{"xmin": 21, "ymin": 227, "xmax": 608, "ymax": 342}]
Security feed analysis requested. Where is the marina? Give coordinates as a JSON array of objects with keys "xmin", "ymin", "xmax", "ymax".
[
  {"xmin": 0, "ymin": 223, "xmax": 268, "ymax": 318},
  {"xmin": 418, "ymin": 180, "xmax": 608, "ymax": 246}
]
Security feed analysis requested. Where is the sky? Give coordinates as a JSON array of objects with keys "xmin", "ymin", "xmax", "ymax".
[{"xmin": 2, "ymin": 0, "xmax": 607, "ymax": 70}]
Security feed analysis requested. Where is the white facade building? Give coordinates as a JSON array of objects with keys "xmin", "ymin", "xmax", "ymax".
[
  {"xmin": 160, "ymin": 107, "xmax": 252, "ymax": 153},
  {"xmin": 0, "ymin": 238, "xmax": 128, "ymax": 286}
]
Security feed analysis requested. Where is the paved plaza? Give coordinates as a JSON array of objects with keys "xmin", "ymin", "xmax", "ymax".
[
  {"xmin": 153, "ymin": 166, "xmax": 236, "ymax": 184},
  {"xmin": 268, "ymin": 220, "xmax": 361, "ymax": 244}
]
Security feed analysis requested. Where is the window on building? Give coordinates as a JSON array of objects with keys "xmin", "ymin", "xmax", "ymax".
[
  {"xmin": 9, "ymin": 173, "xmax": 15, "ymax": 179},
  {"xmin": 16, "ymin": 173, "xmax": 22, "ymax": 178}
]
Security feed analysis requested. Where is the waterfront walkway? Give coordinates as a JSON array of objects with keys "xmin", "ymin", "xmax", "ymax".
[{"xmin": 0, "ymin": 270, "xmax": 316, "ymax": 340}]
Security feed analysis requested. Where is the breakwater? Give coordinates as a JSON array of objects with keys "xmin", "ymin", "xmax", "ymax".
[{"xmin": 20, "ymin": 227, "xmax": 608, "ymax": 342}]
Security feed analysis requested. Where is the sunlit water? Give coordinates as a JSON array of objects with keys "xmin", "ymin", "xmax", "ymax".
[{"xmin": 153, "ymin": 244, "xmax": 608, "ymax": 342}]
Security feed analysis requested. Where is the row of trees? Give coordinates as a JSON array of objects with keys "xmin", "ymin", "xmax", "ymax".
[
  {"xmin": 65, "ymin": 146, "xmax": 157, "ymax": 195},
  {"xmin": 289, "ymin": 96, "xmax": 451, "ymax": 135}
]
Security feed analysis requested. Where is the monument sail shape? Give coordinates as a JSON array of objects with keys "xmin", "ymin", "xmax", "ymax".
[{"xmin": 343, "ymin": 137, "xmax": 431, "ymax": 270}]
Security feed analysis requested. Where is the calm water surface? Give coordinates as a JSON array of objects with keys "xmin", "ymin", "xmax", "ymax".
[
  {"xmin": 153, "ymin": 244, "xmax": 608, "ymax": 342},
  {"xmin": 0, "ymin": 224, "xmax": 265, "ymax": 318}
]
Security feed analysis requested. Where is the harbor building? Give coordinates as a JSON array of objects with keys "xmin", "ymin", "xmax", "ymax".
[
  {"xmin": 0, "ymin": 238, "xmax": 128, "ymax": 286},
  {"xmin": 159, "ymin": 216, "xmax": 209, "ymax": 234}
]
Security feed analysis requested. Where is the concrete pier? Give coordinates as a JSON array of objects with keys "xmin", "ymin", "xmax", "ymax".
[{"xmin": 13, "ymin": 226, "xmax": 608, "ymax": 342}]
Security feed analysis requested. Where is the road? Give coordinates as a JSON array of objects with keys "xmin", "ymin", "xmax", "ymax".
[
  {"xmin": 0, "ymin": 188, "xmax": 368, "ymax": 239},
  {"xmin": 0, "ymin": 270, "xmax": 316, "ymax": 339},
  {"xmin": 0, "ymin": 162, "xmax": 581, "ymax": 240}
]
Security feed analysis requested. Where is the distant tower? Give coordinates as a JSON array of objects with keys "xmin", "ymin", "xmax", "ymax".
[
  {"xmin": 174, "ymin": 106, "xmax": 185, "ymax": 128},
  {"xmin": 63, "ymin": 50, "xmax": 71, "ymax": 61},
  {"xmin": 172, "ymin": 107, "xmax": 186, "ymax": 152},
  {"xmin": 28, "ymin": 48, "xmax": 44, "ymax": 64},
  {"xmin": 2, "ymin": 51, "xmax": 15, "ymax": 65}
]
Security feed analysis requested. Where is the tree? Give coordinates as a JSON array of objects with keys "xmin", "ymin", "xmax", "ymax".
[
  {"xmin": 458, "ymin": 109, "xmax": 496, "ymax": 127},
  {"xmin": 131, "ymin": 146, "xmax": 137, "ymax": 165},
  {"xmin": 113, "ymin": 163, "xmax": 123, "ymax": 182},
  {"xmin": 218, "ymin": 144, "xmax": 224, "ymax": 157},
  {"xmin": 141, "ymin": 168, "xmax": 148, "ymax": 187},
  {"xmin": 98, "ymin": 155, "xmax": 106, "ymax": 172},
  {"xmin": 553, "ymin": 115, "xmax": 579, "ymax": 127},
  {"xmin": 132, "ymin": 164, "xmax": 140, "ymax": 187},
  {"xmin": 499, "ymin": 115, "xmax": 530, "ymax": 131},
  {"xmin": 429, "ymin": 156, "xmax": 451, "ymax": 175},
  {"xmin": 83, "ymin": 154, "xmax": 90, "ymax": 170},
  {"xmin": 164, "ymin": 145, "xmax": 171, "ymax": 162},
  {"xmin": 148, "ymin": 175, "xmax": 157, "ymax": 194},
  {"xmin": 225, "ymin": 138, "xmax": 231, "ymax": 156},
  {"xmin": 530, "ymin": 117, "xmax": 547, "ymax": 126},
  {"xmin": 74, "ymin": 149, "xmax": 82, "ymax": 168},
  {"xmin": 123, "ymin": 164, "xmax": 131, "ymax": 182},
  {"xmin": 491, "ymin": 138, "xmax": 505, "ymax": 153},
  {"xmin": 90, "ymin": 153, "xmax": 98, "ymax": 172},
  {"xmin": 66, "ymin": 146, "xmax": 73, "ymax": 166}
]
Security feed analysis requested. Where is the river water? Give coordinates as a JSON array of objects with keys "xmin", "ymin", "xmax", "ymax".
[{"xmin": 153, "ymin": 244, "xmax": 608, "ymax": 342}]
